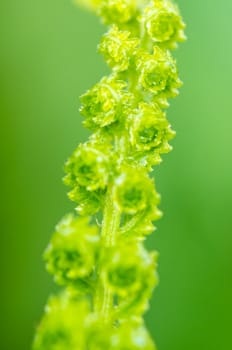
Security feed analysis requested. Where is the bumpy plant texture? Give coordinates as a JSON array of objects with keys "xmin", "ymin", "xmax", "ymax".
[{"xmin": 33, "ymin": 1, "xmax": 185, "ymax": 349}]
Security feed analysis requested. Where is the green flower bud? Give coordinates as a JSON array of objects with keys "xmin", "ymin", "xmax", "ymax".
[
  {"xmin": 142, "ymin": 0, "xmax": 186, "ymax": 49},
  {"xmin": 102, "ymin": 242, "xmax": 158, "ymax": 299},
  {"xmin": 64, "ymin": 143, "xmax": 109, "ymax": 191},
  {"xmin": 98, "ymin": 0, "xmax": 136, "ymax": 25},
  {"xmin": 137, "ymin": 46, "xmax": 182, "ymax": 101},
  {"xmin": 120, "ymin": 208, "xmax": 163, "ymax": 239},
  {"xmin": 80, "ymin": 76, "xmax": 128, "ymax": 129},
  {"xmin": 113, "ymin": 167, "xmax": 160, "ymax": 215},
  {"xmin": 99, "ymin": 25, "xmax": 139, "ymax": 72},
  {"xmin": 129, "ymin": 102, "xmax": 175, "ymax": 152},
  {"xmin": 44, "ymin": 214, "xmax": 99, "ymax": 285},
  {"xmin": 33, "ymin": 293, "xmax": 89, "ymax": 350},
  {"xmin": 68, "ymin": 184, "xmax": 105, "ymax": 216}
]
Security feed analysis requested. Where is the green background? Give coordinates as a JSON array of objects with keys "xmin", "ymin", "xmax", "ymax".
[{"xmin": 1, "ymin": 0, "xmax": 232, "ymax": 349}]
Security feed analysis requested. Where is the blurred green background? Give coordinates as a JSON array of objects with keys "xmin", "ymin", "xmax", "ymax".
[{"xmin": 1, "ymin": 0, "xmax": 232, "ymax": 349}]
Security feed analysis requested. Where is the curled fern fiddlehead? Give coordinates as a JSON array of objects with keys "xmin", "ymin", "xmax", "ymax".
[{"xmin": 33, "ymin": 1, "xmax": 185, "ymax": 349}]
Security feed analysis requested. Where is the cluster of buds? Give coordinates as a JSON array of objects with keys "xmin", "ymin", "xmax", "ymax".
[{"xmin": 33, "ymin": 1, "xmax": 185, "ymax": 349}]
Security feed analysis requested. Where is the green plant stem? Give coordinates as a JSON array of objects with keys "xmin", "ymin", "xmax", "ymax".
[
  {"xmin": 101, "ymin": 186, "xmax": 121, "ymax": 247},
  {"xmin": 95, "ymin": 185, "xmax": 121, "ymax": 322}
]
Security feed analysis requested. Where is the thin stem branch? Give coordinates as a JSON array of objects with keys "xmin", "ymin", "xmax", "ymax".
[{"xmin": 94, "ymin": 185, "xmax": 121, "ymax": 323}]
